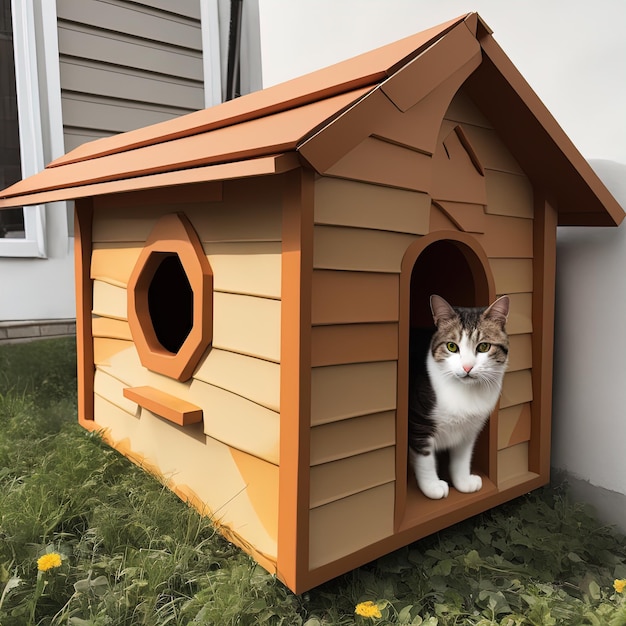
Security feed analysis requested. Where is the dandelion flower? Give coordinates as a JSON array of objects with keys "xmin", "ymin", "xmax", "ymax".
[
  {"xmin": 355, "ymin": 601, "xmax": 382, "ymax": 619},
  {"xmin": 614, "ymin": 579, "xmax": 626, "ymax": 593},
  {"xmin": 37, "ymin": 552, "xmax": 62, "ymax": 572}
]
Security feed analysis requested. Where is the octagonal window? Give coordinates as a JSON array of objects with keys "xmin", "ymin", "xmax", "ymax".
[
  {"xmin": 127, "ymin": 213, "xmax": 213, "ymax": 381},
  {"xmin": 148, "ymin": 253, "xmax": 194, "ymax": 353}
]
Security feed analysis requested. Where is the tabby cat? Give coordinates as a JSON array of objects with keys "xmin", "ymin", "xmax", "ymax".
[{"xmin": 408, "ymin": 294, "xmax": 510, "ymax": 499}]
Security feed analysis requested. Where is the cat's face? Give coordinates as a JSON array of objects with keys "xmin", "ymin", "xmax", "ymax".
[{"xmin": 429, "ymin": 295, "xmax": 509, "ymax": 387}]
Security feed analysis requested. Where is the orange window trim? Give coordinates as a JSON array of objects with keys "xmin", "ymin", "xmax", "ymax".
[{"xmin": 127, "ymin": 212, "xmax": 213, "ymax": 381}]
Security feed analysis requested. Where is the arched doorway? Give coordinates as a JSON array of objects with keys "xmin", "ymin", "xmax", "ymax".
[{"xmin": 396, "ymin": 230, "xmax": 496, "ymax": 524}]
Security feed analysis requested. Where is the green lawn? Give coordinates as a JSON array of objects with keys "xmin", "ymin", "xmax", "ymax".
[{"xmin": 0, "ymin": 338, "xmax": 624, "ymax": 625}]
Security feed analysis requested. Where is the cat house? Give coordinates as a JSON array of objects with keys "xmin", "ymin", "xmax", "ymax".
[{"xmin": 1, "ymin": 13, "xmax": 623, "ymax": 593}]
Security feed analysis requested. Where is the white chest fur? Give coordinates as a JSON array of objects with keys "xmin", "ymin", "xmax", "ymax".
[{"xmin": 427, "ymin": 353, "xmax": 502, "ymax": 451}]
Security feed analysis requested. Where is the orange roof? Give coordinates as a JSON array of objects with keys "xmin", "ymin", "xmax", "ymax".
[{"xmin": 0, "ymin": 12, "xmax": 622, "ymax": 227}]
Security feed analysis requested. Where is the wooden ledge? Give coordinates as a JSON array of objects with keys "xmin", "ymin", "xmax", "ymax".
[{"xmin": 123, "ymin": 385, "xmax": 203, "ymax": 426}]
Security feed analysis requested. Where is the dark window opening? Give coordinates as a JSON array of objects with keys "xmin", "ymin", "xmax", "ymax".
[
  {"xmin": 0, "ymin": 0, "xmax": 25, "ymax": 239},
  {"xmin": 148, "ymin": 254, "xmax": 194, "ymax": 354}
]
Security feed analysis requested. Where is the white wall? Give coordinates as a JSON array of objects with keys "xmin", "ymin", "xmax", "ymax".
[{"xmin": 553, "ymin": 160, "xmax": 626, "ymax": 506}]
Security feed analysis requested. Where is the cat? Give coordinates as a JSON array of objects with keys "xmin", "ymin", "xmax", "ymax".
[{"xmin": 408, "ymin": 294, "xmax": 510, "ymax": 500}]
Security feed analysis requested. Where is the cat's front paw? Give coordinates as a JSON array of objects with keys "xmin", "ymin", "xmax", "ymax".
[
  {"xmin": 453, "ymin": 474, "xmax": 482, "ymax": 493},
  {"xmin": 420, "ymin": 479, "xmax": 450, "ymax": 500}
]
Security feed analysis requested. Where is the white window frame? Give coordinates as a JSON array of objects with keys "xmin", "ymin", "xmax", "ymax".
[{"xmin": 0, "ymin": 0, "xmax": 49, "ymax": 258}]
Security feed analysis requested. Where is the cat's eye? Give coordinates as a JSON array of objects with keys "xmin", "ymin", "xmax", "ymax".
[
  {"xmin": 446, "ymin": 342, "xmax": 458, "ymax": 353},
  {"xmin": 477, "ymin": 342, "xmax": 491, "ymax": 353}
]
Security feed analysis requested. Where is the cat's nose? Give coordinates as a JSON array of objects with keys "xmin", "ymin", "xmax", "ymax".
[{"xmin": 462, "ymin": 364, "xmax": 473, "ymax": 373}]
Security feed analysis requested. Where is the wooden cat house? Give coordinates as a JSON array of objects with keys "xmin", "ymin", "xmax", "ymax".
[{"xmin": 1, "ymin": 13, "xmax": 623, "ymax": 593}]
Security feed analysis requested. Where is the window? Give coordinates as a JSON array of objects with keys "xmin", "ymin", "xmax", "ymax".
[
  {"xmin": 0, "ymin": 0, "xmax": 54, "ymax": 258},
  {"xmin": 128, "ymin": 213, "xmax": 213, "ymax": 382}
]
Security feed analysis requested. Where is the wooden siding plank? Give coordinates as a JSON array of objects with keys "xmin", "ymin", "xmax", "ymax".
[
  {"xmin": 314, "ymin": 177, "xmax": 431, "ymax": 235},
  {"xmin": 445, "ymin": 89, "xmax": 493, "ymax": 128},
  {"xmin": 324, "ymin": 137, "xmax": 432, "ymax": 192},
  {"xmin": 59, "ymin": 60, "xmax": 204, "ymax": 110},
  {"xmin": 311, "ymin": 361, "xmax": 397, "ymax": 426},
  {"xmin": 205, "ymin": 242, "xmax": 282, "ymax": 299},
  {"xmin": 194, "ymin": 348, "xmax": 280, "ymax": 412},
  {"xmin": 507, "ymin": 333, "xmax": 532, "ymax": 372},
  {"xmin": 498, "ymin": 442, "xmax": 529, "ymax": 486},
  {"xmin": 94, "ymin": 367, "xmax": 138, "ymax": 416},
  {"xmin": 478, "ymin": 215, "xmax": 533, "ymax": 258},
  {"xmin": 92, "ymin": 198, "xmax": 281, "ymax": 245},
  {"xmin": 434, "ymin": 201, "xmax": 486, "ymax": 234},
  {"xmin": 491, "ymin": 258, "xmax": 533, "ymax": 294},
  {"xmin": 62, "ymin": 95, "xmax": 191, "ymax": 135},
  {"xmin": 500, "ymin": 370, "xmax": 533, "ymax": 409},
  {"xmin": 58, "ymin": 25, "xmax": 203, "ymax": 81},
  {"xmin": 124, "ymin": 385, "xmax": 203, "ymax": 426},
  {"xmin": 485, "ymin": 170, "xmax": 534, "ymax": 219},
  {"xmin": 92, "ymin": 280, "xmax": 127, "ymax": 320},
  {"xmin": 213, "ymin": 292, "xmax": 281, "ymax": 362},
  {"xmin": 92, "ymin": 316, "xmax": 132, "ymax": 341},
  {"xmin": 93, "ymin": 337, "xmax": 133, "ymax": 366},
  {"xmin": 460, "ymin": 125, "xmax": 525, "ymax": 175},
  {"xmin": 57, "ymin": 0, "xmax": 202, "ymax": 49},
  {"xmin": 506, "ymin": 293, "xmax": 533, "ymax": 335},
  {"xmin": 310, "ymin": 411, "xmax": 396, "ymax": 466},
  {"xmin": 314, "ymin": 225, "xmax": 417, "ymax": 273},
  {"xmin": 311, "ymin": 323, "xmax": 398, "ymax": 367},
  {"xmin": 311, "ymin": 270, "xmax": 399, "ymax": 325},
  {"xmin": 309, "ymin": 483, "xmax": 394, "ymax": 570},
  {"xmin": 189, "ymin": 379, "xmax": 279, "ymax": 465},
  {"xmin": 310, "ymin": 447, "xmax": 396, "ymax": 508},
  {"xmin": 91, "ymin": 243, "xmax": 142, "ymax": 287},
  {"xmin": 498, "ymin": 404, "xmax": 531, "ymax": 450}
]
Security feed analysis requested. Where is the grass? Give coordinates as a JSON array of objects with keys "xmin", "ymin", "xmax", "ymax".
[{"xmin": 0, "ymin": 338, "xmax": 624, "ymax": 625}]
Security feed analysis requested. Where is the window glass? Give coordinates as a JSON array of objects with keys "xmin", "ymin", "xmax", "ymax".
[{"xmin": 0, "ymin": 0, "xmax": 25, "ymax": 239}]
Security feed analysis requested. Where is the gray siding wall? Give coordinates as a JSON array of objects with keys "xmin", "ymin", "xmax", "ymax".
[{"xmin": 57, "ymin": 0, "xmax": 204, "ymax": 151}]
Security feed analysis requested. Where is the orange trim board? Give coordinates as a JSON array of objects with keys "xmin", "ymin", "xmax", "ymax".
[{"xmin": 123, "ymin": 386, "xmax": 203, "ymax": 427}]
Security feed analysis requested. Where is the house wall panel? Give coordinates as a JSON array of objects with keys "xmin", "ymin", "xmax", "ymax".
[
  {"xmin": 500, "ymin": 370, "xmax": 533, "ymax": 409},
  {"xmin": 314, "ymin": 224, "xmax": 417, "ymax": 273},
  {"xmin": 92, "ymin": 316, "xmax": 132, "ymax": 341},
  {"xmin": 310, "ymin": 447, "xmax": 395, "ymax": 508},
  {"xmin": 478, "ymin": 215, "xmax": 533, "ymax": 258},
  {"xmin": 92, "ymin": 280, "xmax": 127, "ymax": 320},
  {"xmin": 497, "ymin": 441, "xmax": 530, "ymax": 485},
  {"xmin": 460, "ymin": 125, "xmax": 525, "ymax": 175},
  {"xmin": 314, "ymin": 177, "xmax": 431, "ymax": 235},
  {"xmin": 213, "ymin": 292, "xmax": 281, "ymax": 362},
  {"xmin": 93, "ymin": 337, "xmax": 133, "ymax": 366},
  {"xmin": 311, "ymin": 270, "xmax": 399, "ymax": 325},
  {"xmin": 310, "ymin": 361, "xmax": 397, "ymax": 426},
  {"xmin": 506, "ymin": 333, "xmax": 532, "ymax": 372},
  {"xmin": 491, "ymin": 258, "xmax": 533, "ymax": 294},
  {"xmin": 325, "ymin": 137, "xmax": 432, "ymax": 192},
  {"xmin": 311, "ymin": 323, "xmax": 398, "ymax": 367},
  {"xmin": 92, "ymin": 394, "xmax": 278, "ymax": 563},
  {"xmin": 57, "ymin": 0, "xmax": 203, "ymax": 149},
  {"xmin": 91, "ymin": 243, "xmax": 142, "ymax": 287},
  {"xmin": 309, "ymin": 482, "xmax": 395, "ymax": 570},
  {"xmin": 92, "ymin": 198, "xmax": 281, "ymax": 244},
  {"xmin": 498, "ymin": 403, "xmax": 531, "ymax": 450},
  {"xmin": 194, "ymin": 348, "xmax": 280, "ymax": 412},
  {"xmin": 485, "ymin": 170, "xmax": 534, "ymax": 219},
  {"xmin": 445, "ymin": 88, "xmax": 493, "ymax": 128},
  {"xmin": 310, "ymin": 411, "xmax": 396, "ymax": 466},
  {"xmin": 505, "ymin": 292, "xmax": 533, "ymax": 335},
  {"xmin": 94, "ymin": 367, "xmax": 139, "ymax": 416},
  {"xmin": 189, "ymin": 379, "xmax": 280, "ymax": 465}
]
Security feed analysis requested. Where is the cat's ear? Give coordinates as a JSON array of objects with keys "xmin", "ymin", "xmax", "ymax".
[
  {"xmin": 430, "ymin": 295, "xmax": 456, "ymax": 325},
  {"xmin": 484, "ymin": 295, "xmax": 509, "ymax": 325}
]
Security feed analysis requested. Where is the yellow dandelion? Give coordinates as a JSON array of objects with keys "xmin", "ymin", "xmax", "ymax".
[
  {"xmin": 355, "ymin": 600, "xmax": 382, "ymax": 619},
  {"xmin": 37, "ymin": 552, "xmax": 62, "ymax": 572},
  {"xmin": 614, "ymin": 579, "xmax": 626, "ymax": 594}
]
